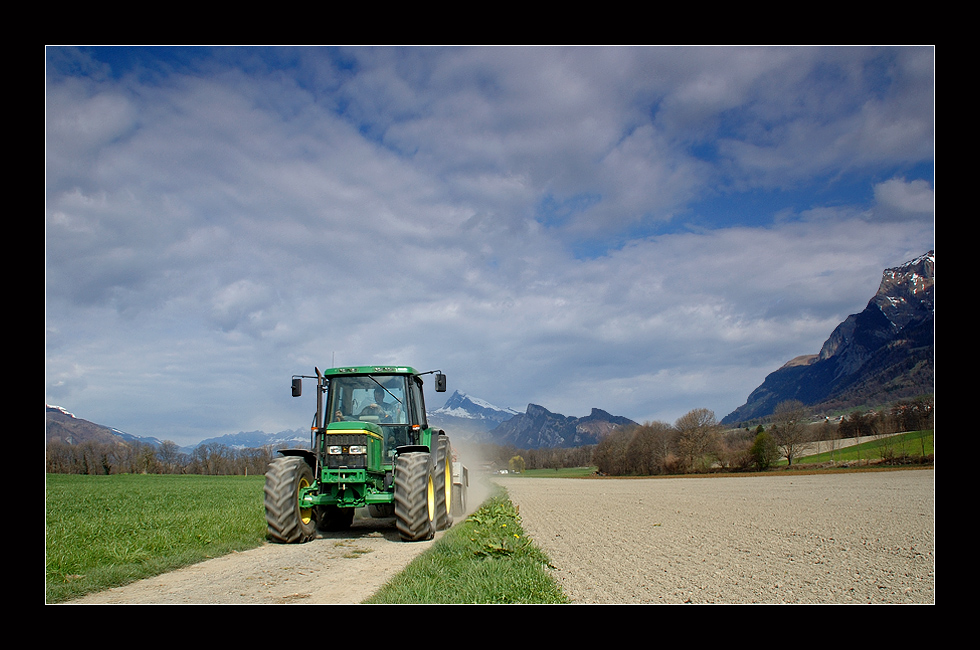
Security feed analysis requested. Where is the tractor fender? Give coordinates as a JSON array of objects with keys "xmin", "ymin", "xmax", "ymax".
[
  {"xmin": 277, "ymin": 448, "xmax": 317, "ymax": 471},
  {"xmin": 395, "ymin": 445, "xmax": 430, "ymax": 455}
]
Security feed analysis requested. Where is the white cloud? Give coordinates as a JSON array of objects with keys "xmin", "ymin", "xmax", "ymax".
[
  {"xmin": 45, "ymin": 46, "xmax": 934, "ymax": 445},
  {"xmin": 873, "ymin": 177, "xmax": 935, "ymax": 220}
]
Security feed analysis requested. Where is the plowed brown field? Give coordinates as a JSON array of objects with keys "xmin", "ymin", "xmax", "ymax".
[{"xmin": 496, "ymin": 469, "xmax": 934, "ymax": 604}]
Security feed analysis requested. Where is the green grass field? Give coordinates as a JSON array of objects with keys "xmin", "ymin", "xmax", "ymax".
[
  {"xmin": 781, "ymin": 430, "xmax": 933, "ymax": 466},
  {"xmin": 45, "ymin": 474, "xmax": 267, "ymax": 603}
]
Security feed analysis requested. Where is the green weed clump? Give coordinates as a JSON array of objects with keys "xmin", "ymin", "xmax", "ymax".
[
  {"xmin": 364, "ymin": 488, "xmax": 568, "ymax": 604},
  {"xmin": 46, "ymin": 474, "xmax": 267, "ymax": 603}
]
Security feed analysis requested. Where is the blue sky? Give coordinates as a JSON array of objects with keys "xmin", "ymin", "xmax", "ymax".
[{"xmin": 45, "ymin": 46, "xmax": 934, "ymax": 446}]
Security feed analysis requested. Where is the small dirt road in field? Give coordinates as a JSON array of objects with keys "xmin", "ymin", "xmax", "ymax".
[
  {"xmin": 70, "ymin": 516, "xmax": 434, "ymax": 604},
  {"xmin": 70, "ymin": 480, "xmax": 493, "ymax": 605},
  {"xmin": 497, "ymin": 469, "xmax": 935, "ymax": 604}
]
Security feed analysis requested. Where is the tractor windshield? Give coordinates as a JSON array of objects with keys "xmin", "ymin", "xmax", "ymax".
[
  {"xmin": 327, "ymin": 374, "xmax": 408, "ymax": 425},
  {"xmin": 326, "ymin": 373, "xmax": 426, "ymax": 457}
]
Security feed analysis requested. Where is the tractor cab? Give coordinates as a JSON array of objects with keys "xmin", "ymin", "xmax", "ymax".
[{"xmin": 325, "ymin": 372, "xmax": 422, "ymax": 457}]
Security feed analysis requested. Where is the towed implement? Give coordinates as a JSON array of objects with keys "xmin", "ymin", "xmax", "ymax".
[{"xmin": 264, "ymin": 365, "xmax": 466, "ymax": 543}]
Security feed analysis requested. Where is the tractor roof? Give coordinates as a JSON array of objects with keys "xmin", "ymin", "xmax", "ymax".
[{"xmin": 321, "ymin": 365, "xmax": 419, "ymax": 376}]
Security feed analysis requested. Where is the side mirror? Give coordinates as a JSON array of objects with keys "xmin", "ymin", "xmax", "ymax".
[
  {"xmin": 291, "ymin": 377, "xmax": 303, "ymax": 397},
  {"xmin": 435, "ymin": 373, "xmax": 447, "ymax": 392}
]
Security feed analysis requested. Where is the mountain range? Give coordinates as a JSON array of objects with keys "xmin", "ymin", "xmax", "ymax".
[
  {"xmin": 45, "ymin": 393, "xmax": 633, "ymax": 453},
  {"xmin": 45, "ymin": 404, "xmax": 166, "ymax": 448},
  {"xmin": 721, "ymin": 251, "xmax": 935, "ymax": 425},
  {"xmin": 487, "ymin": 403, "xmax": 637, "ymax": 449}
]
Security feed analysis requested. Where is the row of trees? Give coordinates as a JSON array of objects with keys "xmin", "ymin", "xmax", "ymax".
[
  {"xmin": 45, "ymin": 439, "xmax": 281, "ymax": 476},
  {"xmin": 467, "ymin": 441, "xmax": 595, "ymax": 473},
  {"xmin": 592, "ymin": 397, "xmax": 934, "ymax": 476},
  {"xmin": 593, "ymin": 407, "xmax": 735, "ymax": 476},
  {"xmin": 837, "ymin": 396, "xmax": 934, "ymax": 439}
]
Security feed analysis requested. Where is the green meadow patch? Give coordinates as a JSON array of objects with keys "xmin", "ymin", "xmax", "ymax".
[
  {"xmin": 788, "ymin": 430, "xmax": 934, "ymax": 466},
  {"xmin": 45, "ymin": 474, "xmax": 267, "ymax": 603}
]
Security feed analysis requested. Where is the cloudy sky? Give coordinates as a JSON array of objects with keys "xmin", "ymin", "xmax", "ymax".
[{"xmin": 45, "ymin": 46, "xmax": 934, "ymax": 446}]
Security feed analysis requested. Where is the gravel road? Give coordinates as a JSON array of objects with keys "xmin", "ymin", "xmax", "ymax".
[
  {"xmin": 68, "ymin": 515, "xmax": 438, "ymax": 604},
  {"xmin": 497, "ymin": 469, "xmax": 935, "ymax": 604}
]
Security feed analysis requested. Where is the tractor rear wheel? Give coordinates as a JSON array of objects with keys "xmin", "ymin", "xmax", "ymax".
[
  {"xmin": 264, "ymin": 456, "xmax": 317, "ymax": 544},
  {"xmin": 394, "ymin": 452, "xmax": 435, "ymax": 542},
  {"xmin": 434, "ymin": 436, "xmax": 453, "ymax": 531}
]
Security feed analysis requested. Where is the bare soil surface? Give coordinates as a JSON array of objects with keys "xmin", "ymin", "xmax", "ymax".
[{"xmin": 497, "ymin": 469, "xmax": 935, "ymax": 604}]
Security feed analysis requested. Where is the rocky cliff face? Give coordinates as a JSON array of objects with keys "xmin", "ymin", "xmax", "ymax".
[
  {"xmin": 489, "ymin": 403, "xmax": 637, "ymax": 449},
  {"xmin": 721, "ymin": 251, "xmax": 934, "ymax": 425}
]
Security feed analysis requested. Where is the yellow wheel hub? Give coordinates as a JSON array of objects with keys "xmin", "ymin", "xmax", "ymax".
[
  {"xmin": 298, "ymin": 476, "xmax": 313, "ymax": 525},
  {"xmin": 427, "ymin": 474, "xmax": 435, "ymax": 522}
]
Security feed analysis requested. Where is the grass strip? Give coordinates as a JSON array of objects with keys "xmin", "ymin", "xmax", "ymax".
[
  {"xmin": 789, "ymin": 429, "xmax": 933, "ymax": 465},
  {"xmin": 363, "ymin": 485, "xmax": 569, "ymax": 604}
]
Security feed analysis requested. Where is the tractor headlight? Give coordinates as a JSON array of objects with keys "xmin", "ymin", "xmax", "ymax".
[{"xmin": 327, "ymin": 445, "xmax": 366, "ymax": 454}]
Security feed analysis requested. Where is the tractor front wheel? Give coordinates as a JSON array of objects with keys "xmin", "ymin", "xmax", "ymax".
[
  {"xmin": 264, "ymin": 456, "xmax": 317, "ymax": 544},
  {"xmin": 394, "ymin": 452, "xmax": 435, "ymax": 542}
]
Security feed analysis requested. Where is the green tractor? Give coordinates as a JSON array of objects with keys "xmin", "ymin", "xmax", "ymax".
[{"xmin": 264, "ymin": 365, "xmax": 464, "ymax": 543}]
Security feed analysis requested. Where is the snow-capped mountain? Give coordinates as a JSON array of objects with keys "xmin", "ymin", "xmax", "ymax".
[
  {"xmin": 45, "ymin": 404, "xmax": 165, "ymax": 448},
  {"xmin": 192, "ymin": 429, "xmax": 310, "ymax": 453},
  {"xmin": 428, "ymin": 391, "xmax": 520, "ymax": 438}
]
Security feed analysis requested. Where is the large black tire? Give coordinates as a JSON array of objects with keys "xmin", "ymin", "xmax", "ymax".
[
  {"xmin": 316, "ymin": 505, "xmax": 354, "ymax": 531},
  {"xmin": 394, "ymin": 452, "xmax": 435, "ymax": 542},
  {"xmin": 433, "ymin": 436, "xmax": 453, "ymax": 531},
  {"xmin": 264, "ymin": 456, "xmax": 317, "ymax": 544}
]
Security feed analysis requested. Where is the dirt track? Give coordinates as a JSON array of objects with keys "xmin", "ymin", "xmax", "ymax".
[
  {"xmin": 69, "ymin": 514, "xmax": 438, "ymax": 604},
  {"xmin": 69, "ymin": 479, "xmax": 494, "ymax": 605},
  {"xmin": 497, "ymin": 469, "xmax": 935, "ymax": 604}
]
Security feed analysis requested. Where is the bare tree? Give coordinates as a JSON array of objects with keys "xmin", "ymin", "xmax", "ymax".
[
  {"xmin": 770, "ymin": 400, "xmax": 813, "ymax": 466},
  {"xmin": 625, "ymin": 425, "xmax": 655, "ymax": 475},
  {"xmin": 820, "ymin": 418, "xmax": 842, "ymax": 464},
  {"xmin": 593, "ymin": 428, "xmax": 629, "ymax": 475},
  {"xmin": 156, "ymin": 440, "xmax": 185, "ymax": 474},
  {"xmin": 675, "ymin": 408, "xmax": 720, "ymax": 472},
  {"xmin": 646, "ymin": 421, "xmax": 677, "ymax": 475}
]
